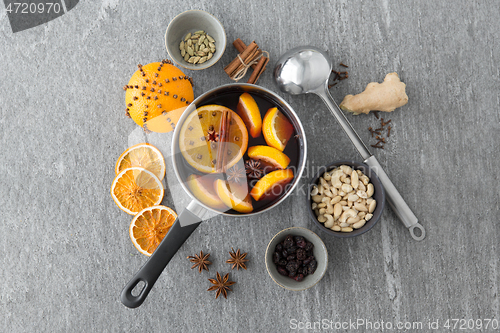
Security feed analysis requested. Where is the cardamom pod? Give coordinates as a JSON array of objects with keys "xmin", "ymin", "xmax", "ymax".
[{"xmin": 180, "ymin": 31, "xmax": 216, "ymax": 65}]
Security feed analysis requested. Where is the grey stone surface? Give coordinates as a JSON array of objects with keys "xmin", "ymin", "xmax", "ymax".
[{"xmin": 1, "ymin": 0, "xmax": 499, "ymax": 332}]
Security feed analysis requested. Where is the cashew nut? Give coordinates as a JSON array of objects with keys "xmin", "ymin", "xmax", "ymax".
[
  {"xmin": 366, "ymin": 183, "xmax": 374, "ymax": 197},
  {"xmin": 312, "ymin": 195, "xmax": 322, "ymax": 203},
  {"xmin": 330, "ymin": 196, "xmax": 341, "ymax": 205},
  {"xmin": 351, "ymin": 170, "xmax": 359, "ymax": 189},
  {"xmin": 324, "ymin": 214, "xmax": 334, "ymax": 228},
  {"xmin": 310, "ymin": 186, "xmax": 319, "ymax": 196},
  {"xmin": 326, "ymin": 202, "xmax": 334, "ymax": 215},
  {"xmin": 339, "ymin": 209, "xmax": 357, "ymax": 223},
  {"xmin": 353, "ymin": 220, "xmax": 366, "ymax": 229},
  {"xmin": 368, "ymin": 200, "xmax": 377, "ymax": 213},
  {"xmin": 333, "ymin": 203, "xmax": 342, "ymax": 219}
]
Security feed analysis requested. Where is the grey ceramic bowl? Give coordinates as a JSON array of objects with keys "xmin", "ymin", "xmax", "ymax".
[
  {"xmin": 165, "ymin": 10, "xmax": 226, "ymax": 71},
  {"xmin": 265, "ymin": 227, "xmax": 327, "ymax": 291},
  {"xmin": 308, "ymin": 160, "xmax": 385, "ymax": 237}
]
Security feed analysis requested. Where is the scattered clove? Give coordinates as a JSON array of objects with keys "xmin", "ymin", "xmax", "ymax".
[{"xmin": 328, "ymin": 64, "xmax": 349, "ymax": 89}]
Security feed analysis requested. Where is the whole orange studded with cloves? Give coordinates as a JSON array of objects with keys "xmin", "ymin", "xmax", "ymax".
[{"xmin": 123, "ymin": 60, "xmax": 194, "ymax": 133}]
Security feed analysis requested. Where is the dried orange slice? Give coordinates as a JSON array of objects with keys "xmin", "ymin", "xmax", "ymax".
[
  {"xmin": 236, "ymin": 92, "xmax": 262, "ymax": 138},
  {"xmin": 262, "ymin": 107, "xmax": 294, "ymax": 151},
  {"xmin": 115, "ymin": 143, "xmax": 166, "ymax": 181},
  {"xmin": 186, "ymin": 174, "xmax": 226, "ymax": 210},
  {"xmin": 215, "ymin": 179, "xmax": 253, "ymax": 213},
  {"xmin": 111, "ymin": 167, "xmax": 164, "ymax": 215},
  {"xmin": 179, "ymin": 105, "xmax": 248, "ymax": 173},
  {"xmin": 247, "ymin": 145, "xmax": 290, "ymax": 169},
  {"xmin": 129, "ymin": 205, "xmax": 177, "ymax": 256},
  {"xmin": 250, "ymin": 169, "xmax": 294, "ymax": 201}
]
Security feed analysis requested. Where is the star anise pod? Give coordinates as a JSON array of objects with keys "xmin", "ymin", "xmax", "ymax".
[
  {"xmin": 207, "ymin": 272, "xmax": 235, "ymax": 299},
  {"xmin": 245, "ymin": 159, "xmax": 263, "ymax": 179},
  {"xmin": 225, "ymin": 164, "xmax": 246, "ymax": 184},
  {"xmin": 206, "ymin": 129, "xmax": 219, "ymax": 142},
  {"xmin": 187, "ymin": 251, "xmax": 211, "ymax": 273},
  {"xmin": 226, "ymin": 248, "xmax": 249, "ymax": 270}
]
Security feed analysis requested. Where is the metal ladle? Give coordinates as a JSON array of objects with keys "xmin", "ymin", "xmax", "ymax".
[{"xmin": 274, "ymin": 46, "xmax": 425, "ymax": 241}]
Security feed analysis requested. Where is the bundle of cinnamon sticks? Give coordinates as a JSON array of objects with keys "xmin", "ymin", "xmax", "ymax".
[{"xmin": 223, "ymin": 39, "xmax": 269, "ymax": 84}]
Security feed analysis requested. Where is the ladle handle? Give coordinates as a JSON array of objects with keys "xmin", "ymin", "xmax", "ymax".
[
  {"xmin": 316, "ymin": 88, "xmax": 372, "ymax": 160},
  {"xmin": 120, "ymin": 207, "xmax": 202, "ymax": 308},
  {"xmin": 364, "ymin": 156, "xmax": 425, "ymax": 240}
]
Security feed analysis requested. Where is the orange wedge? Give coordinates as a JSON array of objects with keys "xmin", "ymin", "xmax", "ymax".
[
  {"xmin": 250, "ymin": 169, "xmax": 294, "ymax": 201},
  {"xmin": 129, "ymin": 205, "xmax": 177, "ymax": 256},
  {"xmin": 115, "ymin": 143, "xmax": 166, "ymax": 181},
  {"xmin": 247, "ymin": 145, "xmax": 290, "ymax": 169},
  {"xmin": 262, "ymin": 107, "xmax": 294, "ymax": 151},
  {"xmin": 186, "ymin": 174, "xmax": 226, "ymax": 210},
  {"xmin": 111, "ymin": 167, "xmax": 164, "ymax": 215},
  {"xmin": 214, "ymin": 179, "xmax": 253, "ymax": 213},
  {"xmin": 236, "ymin": 92, "xmax": 262, "ymax": 138},
  {"xmin": 179, "ymin": 105, "xmax": 248, "ymax": 173}
]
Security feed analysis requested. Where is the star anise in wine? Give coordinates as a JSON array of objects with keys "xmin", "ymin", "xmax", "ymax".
[
  {"xmin": 226, "ymin": 248, "xmax": 249, "ymax": 270},
  {"xmin": 226, "ymin": 164, "xmax": 246, "ymax": 184},
  {"xmin": 207, "ymin": 272, "xmax": 235, "ymax": 299},
  {"xmin": 206, "ymin": 127, "xmax": 219, "ymax": 142},
  {"xmin": 187, "ymin": 251, "xmax": 211, "ymax": 273},
  {"xmin": 245, "ymin": 159, "xmax": 263, "ymax": 179}
]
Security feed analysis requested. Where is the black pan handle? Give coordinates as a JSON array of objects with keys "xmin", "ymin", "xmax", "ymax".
[{"xmin": 120, "ymin": 208, "xmax": 202, "ymax": 308}]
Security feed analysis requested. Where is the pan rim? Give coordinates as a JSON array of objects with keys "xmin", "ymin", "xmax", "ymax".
[{"xmin": 171, "ymin": 83, "xmax": 308, "ymax": 217}]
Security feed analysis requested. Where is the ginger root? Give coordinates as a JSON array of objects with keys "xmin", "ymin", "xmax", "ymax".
[{"xmin": 339, "ymin": 72, "xmax": 408, "ymax": 115}]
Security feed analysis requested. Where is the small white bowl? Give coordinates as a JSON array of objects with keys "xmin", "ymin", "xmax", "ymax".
[
  {"xmin": 265, "ymin": 227, "xmax": 328, "ymax": 291},
  {"xmin": 165, "ymin": 10, "xmax": 226, "ymax": 71}
]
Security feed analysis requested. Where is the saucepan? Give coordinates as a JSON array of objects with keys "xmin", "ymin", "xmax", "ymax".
[{"xmin": 120, "ymin": 83, "xmax": 307, "ymax": 308}]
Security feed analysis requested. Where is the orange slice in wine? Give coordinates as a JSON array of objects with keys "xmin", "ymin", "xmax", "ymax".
[
  {"xmin": 179, "ymin": 105, "xmax": 248, "ymax": 173},
  {"xmin": 215, "ymin": 179, "xmax": 253, "ymax": 213},
  {"xmin": 247, "ymin": 145, "xmax": 290, "ymax": 169},
  {"xmin": 186, "ymin": 174, "xmax": 226, "ymax": 210},
  {"xmin": 262, "ymin": 107, "xmax": 294, "ymax": 151},
  {"xmin": 236, "ymin": 92, "xmax": 262, "ymax": 138},
  {"xmin": 250, "ymin": 169, "xmax": 294, "ymax": 201}
]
